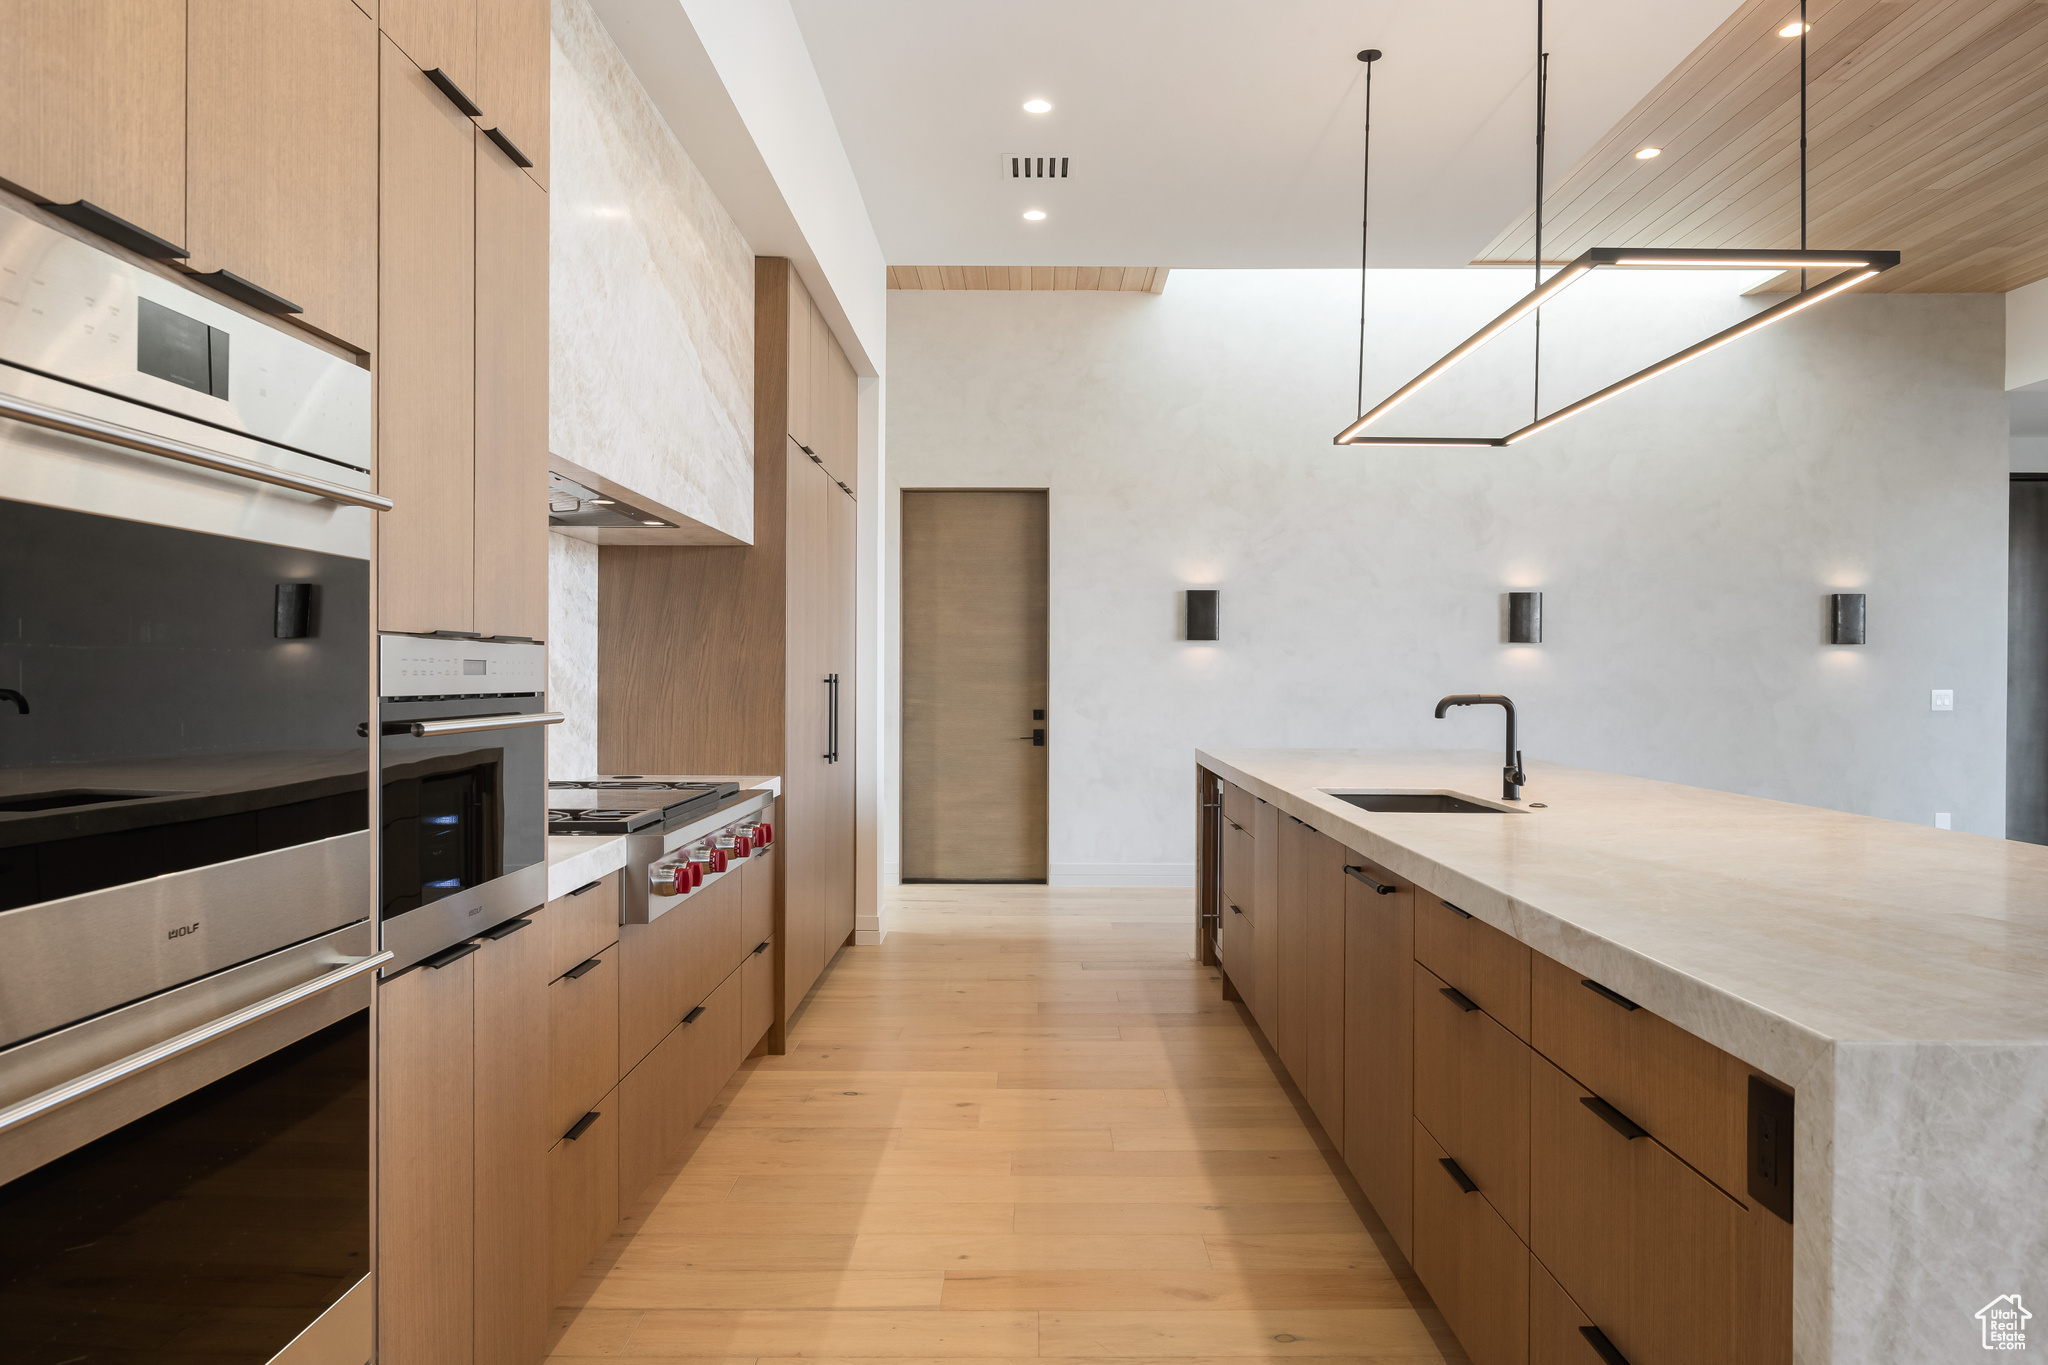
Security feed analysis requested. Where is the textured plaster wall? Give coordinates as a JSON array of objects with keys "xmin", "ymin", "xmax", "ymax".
[{"xmin": 884, "ymin": 270, "xmax": 2009, "ymax": 882}]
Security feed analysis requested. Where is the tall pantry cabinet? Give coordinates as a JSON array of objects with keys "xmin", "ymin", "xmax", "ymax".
[{"xmin": 599, "ymin": 257, "xmax": 859, "ymax": 1041}]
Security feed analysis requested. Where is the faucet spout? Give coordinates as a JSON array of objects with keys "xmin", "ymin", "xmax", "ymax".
[{"xmin": 1432, "ymin": 693, "xmax": 1524, "ymax": 800}]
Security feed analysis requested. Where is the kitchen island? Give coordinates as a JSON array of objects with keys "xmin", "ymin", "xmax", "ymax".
[{"xmin": 1197, "ymin": 748, "xmax": 2047, "ymax": 1365}]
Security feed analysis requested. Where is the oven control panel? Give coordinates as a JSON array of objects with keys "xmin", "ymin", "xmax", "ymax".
[{"xmin": 379, "ymin": 633, "xmax": 546, "ymax": 698}]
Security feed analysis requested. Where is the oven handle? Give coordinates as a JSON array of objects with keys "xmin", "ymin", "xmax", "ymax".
[
  {"xmin": 400, "ymin": 711, "xmax": 565, "ymax": 738},
  {"xmin": 0, "ymin": 389, "xmax": 395, "ymax": 511},
  {"xmin": 0, "ymin": 950, "xmax": 393, "ymax": 1137}
]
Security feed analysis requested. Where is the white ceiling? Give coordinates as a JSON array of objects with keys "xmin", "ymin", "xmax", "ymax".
[{"xmin": 789, "ymin": 0, "xmax": 1743, "ymax": 269}]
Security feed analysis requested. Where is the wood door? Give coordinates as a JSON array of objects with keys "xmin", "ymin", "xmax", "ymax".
[
  {"xmin": 473, "ymin": 131, "xmax": 549, "ymax": 641},
  {"xmin": 377, "ymin": 957, "xmax": 475, "ymax": 1365},
  {"xmin": 1342, "ymin": 854, "xmax": 1413, "ymax": 1258},
  {"xmin": 0, "ymin": 0, "xmax": 185, "ymax": 255},
  {"xmin": 377, "ymin": 35, "xmax": 476, "ymax": 634},
  {"xmin": 186, "ymin": 0, "xmax": 377, "ymax": 351},
  {"xmin": 824, "ymin": 482, "xmax": 857, "ymax": 952},
  {"xmin": 472, "ymin": 918, "xmax": 549, "ymax": 1365},
  {"xmin": 899, "ymin": 489, "xmax": 1048, "ymax": 882},
  {"xmin": 380, "ymin": 0, "xmax": 475, "ymax": 96},
  {"xmin": 782, "ymin": 449, "xmax": 830, "ymax": 1012},
  {"xmin": 475, "ymin": 0, "xmax": 547, "ymax": 187}
]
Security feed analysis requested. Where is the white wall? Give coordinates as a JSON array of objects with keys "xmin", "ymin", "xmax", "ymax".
[
  {"xmin": 2010, "ymin": 275, "xmax": 2048, "ymax": 391},
  {"xmin": 885, "ymin": 270, "xmax": 2010, "ymax": 882}
]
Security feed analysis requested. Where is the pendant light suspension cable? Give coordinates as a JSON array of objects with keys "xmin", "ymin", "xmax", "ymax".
[
  {"xmin": 1799, "ymin": 0, "xmax": 1809, "ymax": 290},
  {"xmin": 1532, "ymin": 0, "xmax": 1548, "ymax": 423},
  {"xmin": 1355, "ymin": 48, "xmax": 1381, "ymax": 421}
]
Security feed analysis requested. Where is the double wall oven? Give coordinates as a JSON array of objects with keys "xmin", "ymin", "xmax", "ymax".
[{"xmin": 0, "ymin": 204, "xmax": 386, "ymax": 1364}]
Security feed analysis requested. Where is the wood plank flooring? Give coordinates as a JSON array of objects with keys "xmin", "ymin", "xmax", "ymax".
[{"xmin": 546, "ymin": 886, "xmax": 1465, "ymax": 1364}]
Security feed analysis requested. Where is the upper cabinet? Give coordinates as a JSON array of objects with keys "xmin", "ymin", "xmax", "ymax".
[
  {"xmin": 0, "ymin": 0, "xmax": 186, "ymax": 256},
  {"xmin": 378, "ymin": 0, "xmax": 475, "ymax": 98},
  {"xmin": 782, "ymin": 269, "xmax": 859, "ymax": 492},
  {"xmin": 477, "ymin": 0, "xmax": 549, "ymax": 188},
  {"xmin": 186, "ymin": 0, "xmax": 378, "ymax": 352}
]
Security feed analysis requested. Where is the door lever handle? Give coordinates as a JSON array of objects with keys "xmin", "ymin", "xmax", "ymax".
[{"xmin": 1013, "ymin": 729, "xmax": 1045, "ymax": 745}]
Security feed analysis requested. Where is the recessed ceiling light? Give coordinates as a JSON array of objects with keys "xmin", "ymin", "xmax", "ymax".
[
  {"xmin": 1022, "ymin": 98, "xmax": 1052, "ymax": 113},
  {"xmin": 1779, "ymin": 21, "xmax": 1809, "ymax": 35},
  {"xmin": 1022, "ymin": 209, "xmax": 1046, "ymax": 221},
  {"xmin": 1634, "ymin": 146, "xmax": 1662, "ymax": 160}
]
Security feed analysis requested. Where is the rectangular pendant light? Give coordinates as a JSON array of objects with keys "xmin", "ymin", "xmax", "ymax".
[{"xmin": 1334, "ymin": 247, "xmax": 1898, "ymax": 448}]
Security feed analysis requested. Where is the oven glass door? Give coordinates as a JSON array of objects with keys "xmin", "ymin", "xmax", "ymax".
[{"xmin": 0, "ymin": 1011, "xmax": 369, "ymax": 1364}]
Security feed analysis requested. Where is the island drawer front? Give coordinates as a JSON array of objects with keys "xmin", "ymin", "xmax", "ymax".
[
  {"xmin": 1415, "ymin": 891, "xmax": 1532, "ymax": 1041},
  {"xmin": 1220, "ymin": 893, "xmax": 1254, "ymax": 980},
  {"xmin": 1220, "ymin": 779, "xmax": 1256, "ymax": 831},
  {"xmin": 549, "ymin": 943, "xmax": 619, "ymax": 1140},
  {"xmin": 1221, "ymin": 820, "xmax": 1255, "ymax": 913},
  {"xmin": 547, "ymin": 1091, "xmax": 617, "ymax": 1307},
  {"xmin": 1529, "ymin": 1053, "xmax": 1744, "ymax": 1365},
  {"xmin": 741, "ymin": 936, "xmax": 776, "ymax": 1052},
  {"xmin": 1343, "ymin": 853, "xmax": 1414, "ymax": 1260},
  {"xmin": 1414, "ymin": 1118, "xmax": 1530, "ymax": 1365},
  {"xmin": 741, "ymin": 845, "xmax": 776, "ymax": 950},
  {"xmin": 1529, "ymin": 953, "xmax": 1747, "ymax": 1199},
  {"xmin": 1415, "ymin": 961, "xmax": 1531, "ymax": 1241},
  {"xmin": 1528, "ymin": 1259, "xmax": 1608, "ymax": 1365},
  {"xmin": 548, "ymin": 871, "xmax": 621, "ymax": 981},
  {"xmin": 617, "ymin": 968, "xmax": 743, "ymax": 1211}
]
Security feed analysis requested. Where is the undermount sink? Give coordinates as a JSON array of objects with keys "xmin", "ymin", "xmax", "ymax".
[{"xmin": 1322, "ymin": 789, "xmax": 1523, "ymax": 814}]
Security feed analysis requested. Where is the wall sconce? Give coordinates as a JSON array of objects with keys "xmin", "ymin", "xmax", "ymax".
[
  {"xmin": 1186, "ymin": 589, "xmax": 1219, "ymax": 641},
  {"xmin": 1507, "ymin": 591, "xmax": 1542, "ymax": 644},
  {"xmin": 1829, "ymin": 593, "xmax": 1866, "ymax": 645}
]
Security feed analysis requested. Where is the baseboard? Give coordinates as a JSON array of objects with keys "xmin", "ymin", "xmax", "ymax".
[{"xmin": 1047, "ymin": 863, "xmax": 1198, "ymax": 888}]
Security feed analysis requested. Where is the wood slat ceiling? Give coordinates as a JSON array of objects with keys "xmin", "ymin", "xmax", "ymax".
[
  {"xmin": 1473, "ymin": 0, "xmax": 2048, "ymax": 293},
  {"xmin": 887, "ymin": 266, "xmax": 1170, "ymax": 293}
]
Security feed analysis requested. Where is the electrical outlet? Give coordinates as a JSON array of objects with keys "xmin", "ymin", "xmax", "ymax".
[
  {"xmin": 1932, "ymin": 689, "xmax": 1954, "ymax": 712},
  {"xmin": 1935, "ymin": 812, "xmax": 1952, "ymax": 830}
]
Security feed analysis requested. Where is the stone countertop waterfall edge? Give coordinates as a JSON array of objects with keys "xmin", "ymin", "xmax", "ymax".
[{"xmin": 1197, "ymin": 747, "xmax": 2048, "ymax": 1365}]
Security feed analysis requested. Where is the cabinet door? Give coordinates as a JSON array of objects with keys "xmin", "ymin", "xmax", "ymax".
[
  {"xmin": 742, "ymin": 936, "xmax": 776, "ymax": 1050},
  {"xmin": 549, "ymin": 942, "xmax": 618, "ymax": 1140},
  {"xmin": 473, "ymin": 132, "xmax": 548, "ymax": 641},
  {"xmin": 781, "ymin": 449, "xmax": 831, "ymax": 1014},
  {"xmin": 1298, "ymin": 827, "xmax": 1346, "ymax": 1145},
  {"xmin": 473, "ymin": 918, "xmax": 550, "ymax": 1365},
  {"xmin": 547, "ymin": 1097, "xmax": 617, "ymax": 1306},
  {"xmin": 741, "ymin": 843, "xmax": 776, "ymax": 951},
  {"xmin": 784, "ymin": 279, "xmax": 814, "ymax": 453},
  {"xmin": 1412, "ymin": 1119, "xmax": 1529, "ymax": 1365},
  {"xmin": 380, "ymin": 0, "xmax": 475, "ymax": 95},
  {"xmin": 377, "ymin": 36, "xmax": 476, "ymax": 634},
  {"xmin": 1414, "ymin": 962, "xmax": 1531, "ymax": 1240},
  {"xmin": 0, "ymin": 1, "xmax": 184, "ymax": 255},
  {"xmin": 1342, "ymin": 855, "xmax": 1413, "ymax": 1258},
  {"xmin": 1529, "ymin": 1260, "xmax": 1609, "ymax": 1365},
  {"xmin": 1273, "ymin": 815, "xmax": 1309, "ymax": 1081},
  {"xmin": 1248, "ymin": 798, "xmax": 1280, "ymax": 1040},
  {"xmin": 1221, "ymin": 819, "xmax": 1254, "ymax": 912},
  {"xmin": 476, "ymin": 0, "xmax": 548, "ymax": 187},
  {"xmin": 186, "ymin": 0, "xmax": 377, "ymax": 351},
  {"xmin": 824, "ymin": 482, "xmax": 858, "ymax": 955},
  {"xmin": 378, "ymin": 957, "xmax": 475, "ymax": 1365},
  {"xmin": 1415, "ymin": 891, "xmax": 1531, "ymax": 1040}
]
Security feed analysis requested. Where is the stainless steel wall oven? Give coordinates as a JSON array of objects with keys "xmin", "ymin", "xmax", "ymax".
[{"xmin": 0, "ymin": 203, "xmax": 386, "ymax": 1365}]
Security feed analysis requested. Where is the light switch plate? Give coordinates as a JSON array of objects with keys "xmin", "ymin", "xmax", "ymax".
[
  {"xmin": 1932, "ymin": 690, "xmax": 1954, "ymax": 712},
  {"xmin": 1935, "ymin": 812, "xmax": 1952, "ymax": 829}
]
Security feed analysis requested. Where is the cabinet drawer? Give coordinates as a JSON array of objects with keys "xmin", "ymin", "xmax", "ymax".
[
  {"xmin": 1220, "ymin": 779, "xmax": 1256, "ymax": 831},
  {"xmin": 1529, "ymin": 1054, "xmax": 1743, "ymax": 1365},
  {"xmin": 742, "ymin": 937, "xmax": 776, "ymax": 1053},
  {"xmin": 618, "ymin": 870, "xmax": 740, "ymax": 1075},
  {"xmin": 1413, "ymin": 1119, "xmax": 1529, "ymax": 1365},
  {"xmin": 617, "ymin": 967, "xmax": 743, "ymax": 1210},
  {"xmin": 741, "ymin": 845, "xmax": 776, "ymax": 951},
  {"xmin": 548, "ymin": 872, "xmax": 620, "ymax": 980},
  {"xmin": 1529, "ymin": 1260, "xmax": 1608, "ymax": 1365},
  {"xmin": 550, "ymin": 943, "xmax": 618, "ymax": 1139},
  {"xmin": 1219, "ymin": 896, "xmax": 1254, "ymax": 978},
  {"xmin": 1415, "ymin": 891, "xmax": 1530, "ymax": 1040},
  {"xmin": 1530, "ymin": 952, "xmax": 1748, "ymax": 1198},
  {"xmin": 547, "ymin": 1095, "xmax": 617, "ymax": 1306},
  {"xmin": 1414, "ymin": 962, "xmax": 1531, "ymax": 1240},
  {"xmin": 1221, "ymin": 820, "xmax": 1254, "ymax": 912}
]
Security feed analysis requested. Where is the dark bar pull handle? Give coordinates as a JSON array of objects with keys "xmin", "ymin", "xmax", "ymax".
[
  {"xmin": 1439, "ymin": 986, "xmax": 1480, "ymax": 1013},
  {"xmin": 1344, "ymin": 865, "xmax": 1396, "ymax": 895},
  {"xmin": 479, "ymin": 917, "xmax": 531, "ymax": 940},
  {"xmin": 1581, "ymin": 1095, "xmax": 1648, "ymax": 1140},
  {"xmin": 423, "ymin": 67, "xmax": 482, "ymax": 117},
  {"xmin": 1438, "ymin": 1157, "xmax": 1479, "ymax": 1194},
  {"xmin": 1578, "ymin": 1326, "xmax": 1632, "ymax": 1365},
  {"xmin": 682, "ymin": 1005, "xmax": 706, "ymax": 1024},
  {"xmin": 563, "ymin": 1111, "xmax": 600, "ymax": 1141},
  {"xmin": 191, "ymin": 268, "xmax": 302, "ymax": 315},
  {"xmin": 483, "ymin": 125, "xmax": 533, "ymax": 168},
  {"xmin": 1441, "ymin": 900, "xmax": 1474, "ymax": 919},
  {"xmin": 754, "ymin": 941, "xmax": 770, "ymax": 955},
  {"xmin": 1581, "ymin": 978, "xmax": 1641, "ymax": 1011},
  {"xmin": 1230, "ymin": 904, "xmax": 1244, "ymax": 915},
  {"xmin": 569, "ymin": 879, "xmax": 603, "ymax": 897},
  {"xmin": 564, "ymin": 956, "xmax": 604, "ymax": 980},
  {"xmin": 46, "ymin": 199, "xmax": 189, "ymax": 259},
  {"xmin": 423, "ymin": 941, "xmax": 482, "ymax": 969}
]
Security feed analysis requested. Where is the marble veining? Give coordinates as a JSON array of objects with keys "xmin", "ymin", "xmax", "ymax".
[
  {"xmin": 547, "ymin": 532, "xmax": 598, "ymax": 779},
  {"xmin": 1201, "ymin": 747, "xmax": 2048, "ymax": 1365},
  {"xmin": 550, "ymin": 0, "xmax": 754, "ymax": 541}
]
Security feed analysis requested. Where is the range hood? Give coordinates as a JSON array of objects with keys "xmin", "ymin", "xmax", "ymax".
[
  {"xmin": 549, "ymin": 471, "xmax": 673, "ymax": 530},
  {"xmin": 546, "ymin": 453, "xmax": 745, "ymax": 547}
]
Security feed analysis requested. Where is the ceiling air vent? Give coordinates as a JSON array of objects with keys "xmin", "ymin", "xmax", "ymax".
[{"xmin": 1001, "ymin": 154, "xmax": 1069, "ymax": 180}]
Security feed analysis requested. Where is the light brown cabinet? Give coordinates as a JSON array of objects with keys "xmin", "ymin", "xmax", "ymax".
[
  {"xmin": 549, "ymin": 942, "xmax": 618, "ymax": 1141},
  {"xmin": 1414, "ymin": 1118, "xmax": 1530, "ymax": 1365},
  {"xmin": 472, "ymin": 129, "xmax": 549, "ymax": 640},
  {"xmin": 185, "ymin": 0, "xmax": 377, "ymax": 351},
  {"xmin": 0, "ymin": 0, "xmax": 186, "ymax": 256},
  {"xmin": 1415, "ymin": 961, "xmax": 1532, "ymax": 1241},
  {"xmin": 1415, "ymin": 889, "xmax": 1531, "ymax": 1041},
  {"xmin": 477, "ymin": 0, "xmax": 549, "ymax": 187},
  {"xmin": 1274, "ymin": 816, "xmax": 1345, "ymax": 1146},
  {"xmin": 376, "ymin": 34, "xmax": 476, "ymax": 635},
  {"xmin": 473, "ymin": 916, "xmax": 550, "ymax": 1365},
  {"xmin": 548, "ymin": 1096, "xmax": 617, "ymax": 1306},
  {"xmin": 618, "ymin": 965, "xmax": 743, "ymax": 1204},
  {"xmin": 1341, "ymin": 850, "xmax": 1413, "ymax": 1258},
  {"xmin": 379, "ymin": 0, "xmax": 475, "ymax": 95}
]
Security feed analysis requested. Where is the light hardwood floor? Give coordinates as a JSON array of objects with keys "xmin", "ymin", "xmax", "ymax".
[{"xmin": 546, "ymin": 885, "xmax": 1466, "ymax": 1364}]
